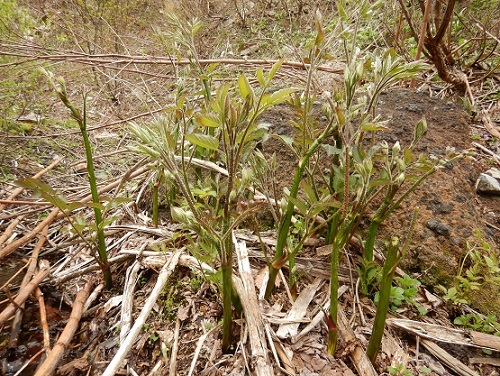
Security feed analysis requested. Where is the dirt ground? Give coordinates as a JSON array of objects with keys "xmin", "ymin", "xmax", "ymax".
[{"xmin": 261, "ymin": 88, "xmax": 500, "ymax": 313}]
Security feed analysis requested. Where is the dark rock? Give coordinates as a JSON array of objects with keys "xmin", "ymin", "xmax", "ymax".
[
  {"xmin": 476, "ymin": 173, "xmax": 500, "ymax": 195},
  {"xmin": 426, "ymin": 219, "xmax": 451, "ymax": 236}
]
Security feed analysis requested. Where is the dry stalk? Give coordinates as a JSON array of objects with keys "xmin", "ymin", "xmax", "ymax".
[
  {"xmin": 101, "ymin": 249, "xmax": 182, "ymax": 376},
  {"xmin": 35, "ymin": 287, "xmax": 51, "ymax": 352},
  {"xmin": 33, "ymin": 280, "xmax": 93, "ymax": 376},
  {"xmin": 8, "ymin": 226, "xmax": 48, "ymax": 349},
  {"xmin": 0, "ymin": 45, "xmax": 344, "ymax": 75},
  {"xmin": 0, "ymin": 262, "xmax": 51, "ymax": 325},
  {"xmin": 0, "ymin": 163, "xmax": 150, "ymax": 261},
  {"xmin": 0, "ymin": 208, "xmax": 60, "ymax": 260},
  {"xmin": 233, "ymin": 234, "xmax": 272, "ymax": 376},
  {"xmin": 0, "ymin": 214, "xmax": 26, "ymax": 247}
]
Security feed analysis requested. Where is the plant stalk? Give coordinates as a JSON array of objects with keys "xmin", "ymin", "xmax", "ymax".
[
  {"xmin": 264, "ymin": 124, "xmax": 334, "ymax": 299},
  {"xmin": 366, "ymin": 236, "xmax": 400, "ymax": 363},
  {"xmin": 80, "ymin": 100, "xmax": 112, "ymax": 289}
]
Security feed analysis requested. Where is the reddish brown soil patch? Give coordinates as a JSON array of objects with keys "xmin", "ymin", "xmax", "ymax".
[{"xmin": 261, "ymin": 88, "xmax": 499, "ymax": 314}]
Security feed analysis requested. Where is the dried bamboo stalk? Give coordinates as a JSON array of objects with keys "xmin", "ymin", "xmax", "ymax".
[
  {"xmin": 8, "ymin": 226, "xmax": 48, "ymax": 349},
  {"xmin": 0, "ymin": 46, "xmax": 344, "ymax": 74},
  {"xmin": 0, "ymin": 262, "xmax": 51, "ymax": 324},
  {"xmin": 234, "ymin": 234, "xmax": 273, "ymax": 376},
  {"xmin": 337, "ymin": 309, "xmax": 378, "ymax": 376},
  {"xmin": 0, "ymin": 208, "xmax": 60, "ymax": 260},
  {"xmin": 168, "ymin": 318, "xmax": 181, "ymax": 376},
  {"xmin": 33, "ymin": 281, "xmax": 92, "ymax": 376},
  {"xmin": 0, "ymin": 214, "xmax": 25, "ymax": 247},
  {"xmin": 0, "ymin": 163, "xmax": 150, "ymax": 261},
  {"xmin": 35, "ymin": 287, "xmax": 51, "ymax": 351},
  {"xmin": 101, "ymin": 249, "xmax": 182, "ymax": 376}
]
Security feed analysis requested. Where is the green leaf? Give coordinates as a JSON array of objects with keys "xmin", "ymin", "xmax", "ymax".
[
  {"xmin": 197, "ymin": 114, "xmax": 220, "ymax": 128},
  {"xmin": 273, "ymin": 134, "xmax": 294, "ymax": 147},
  {"xmin": 288, "ymin": 197, "xmax": 309, "ymax": 216},
  {"xmin": 98, "ymin": 216, "xmax": 116, "ymax": 230},
  {"xmin": 72, "ymin": 215, "xmax": 88, "ymax": 233},
  {"xmin": 15, "ymin": 177, "xmax": 56, "ymax": 196},
  {"xmin": 362, "ymin": 122, "xmax": 388, "ymax": 132},
  {"xmin": 267, "ymin": 60, "xmax": 283, "ymax": 83},
  {"xmin": 256, "ymin": 67, "xmax": 265, "ymax": 87},
  {"xmin": 66, "ymin": 202, "xmax": 85, "ymax": 212},
  {"xmin": 185, "ymin": 133, "xmax": 219, "ymax": 151},
  {"xmin": 412, "ymin": 117, "xmax": 428, "ymax": 146},
  {"xmin": 86, "ymin": 202, "xmax": 106, "ymax": 211},
  {"xmin": 238, "ymin": 74, "xmax": 253, "ymax": 99},
  {"xmin": 262, "ymin": 88, "xmax": 296, "ymax": 109},
  {"xmin": 301, "ymin": 180, "xmax": 317, "ymax": 205}
]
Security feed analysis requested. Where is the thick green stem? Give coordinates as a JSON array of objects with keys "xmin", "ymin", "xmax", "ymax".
[
  {"xmin": 152, "ymin": 176, "xmax": 160, "ymax": 228},
  {"xmin": 327, "ymin": 238, "xmax": 341, "ymax": 355},
  {"xmin": 264, "ymin": 126, "xmax": 333, "ymax": 299},
  {"xmin": 221, "ymin": 230, "xmax": 233, "ymax": 353},
  {"xmin": 364, "ymin": 187, "xmax": 395, "ymax": 262},
  {"xmin": 364, "ymin": 218, "xmax": 382, "ymax": 263},
  {"xmin": 80, "ymin": 105, "xmax": 112, "ymax": 289},
  {"xmin": 366, "ymin": 237, "xmax": 400, "ymax": 363}
]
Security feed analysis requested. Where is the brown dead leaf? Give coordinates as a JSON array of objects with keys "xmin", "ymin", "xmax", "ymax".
[
  {"xmin": 58, "ymin": 358, "xmax": 89, "ymax": 376},
  {"xmin": 177, "ymin": 304, "xmax": 191, "ymax": 321}
]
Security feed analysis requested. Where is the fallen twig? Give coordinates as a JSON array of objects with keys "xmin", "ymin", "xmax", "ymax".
[
  {"xmin": 0, "ymin": 45, "xmax": 344, "ymax": 75},
  {"xmin": 0, "ymin": 261, "xmax": 51, "ymax": 325},
  {"xmin": 387, "ymin": 318, "xmax": 500, "ymax": 351},
  {"xmin": 120, "ymin": 260, "xmax": 142, "ymax": 343},
  {"xmin": 50, "ymin": 254, "xmax": 134, "ymax": 285},
  {"xmin": 101, "ymin": 249, "xmax": 182, "ymax": 376},
  {"xmin": 0, "ymin": 208, "xmax": 60, "ymax": 260},
  {"xmin": 35, "ymin": 287, "xmax": 51, "ymax": 352},
  {"xmin": 337, "ymin": 309, "xmax": 378, "ymax": 376},
  {"xmin": 169, "ymin": 318, "xmax": 181, "ymax": 376},
  {"xmin": 8, "ymin": 226, "xmax": 47, "ymax": 349},
  {"xmin": 421, "ymin": 339, "xmax": 479, "ymax": 376},
  {"xmin": 481, "ymin": 110, "xmax": 500, "ymax": 139},
  {"xmin": 233, "ymin": 234, "xmax": 273, "ymax": 376},
  {"xmin": 0, "ymin": 214, "xmax": 25, "ymax": 247},
  {"xmin": 34, "ymin": 280, "xmax": 93, "ymax": 376}
]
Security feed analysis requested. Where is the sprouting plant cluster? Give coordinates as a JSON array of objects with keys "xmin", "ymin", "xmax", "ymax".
[
  {"xmin": 126, "ymin": 11, "xmax": 463, "ymax": 361},
  {"xmin": 6, "ymin": 0, "xmax": 490, "ymax": 367}
]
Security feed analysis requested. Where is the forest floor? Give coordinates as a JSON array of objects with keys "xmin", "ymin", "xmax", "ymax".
[
  {"xmin": 1, "ymin": 86, "xmax": 499, "ymax": 376},
  {"xmin": 1, "ymin": 1, "xmax": 500, "ymax": 375}
]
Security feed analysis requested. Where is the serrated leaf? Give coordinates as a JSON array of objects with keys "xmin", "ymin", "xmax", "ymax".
[{"xmin": 185, "ymin": 133, "xmax": 219, "ymax": 151}]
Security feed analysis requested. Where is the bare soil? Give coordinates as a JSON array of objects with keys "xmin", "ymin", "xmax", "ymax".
[{"xmin": 260, "ymin": 88, "xmax": 500, "ymax": 314}]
